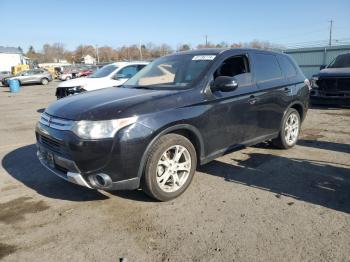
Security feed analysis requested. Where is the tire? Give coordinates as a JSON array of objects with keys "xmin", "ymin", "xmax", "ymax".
[
  {"xmin": 142, "ymin": 133, "xmax": 197, "ymax": 201},
  {"xmin": 41, "ymin": 78, "xmax": 49, "ymax": 85},
  {"xmin": 66, "ymin": 76, "xmax": 71, "ymax": 81},
  {"xmin": 271, "ymin": 108, "xmax": 301, "ymax": 149}
]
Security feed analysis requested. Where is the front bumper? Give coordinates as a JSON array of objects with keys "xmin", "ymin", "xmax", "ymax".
[
  {"xmin": 310, "ymin": 89, "xmax": 350, "ymax": 105},
  {"xmin": 35, "ymin": 120, "xmax": 154, "ymax": 190},
  {"xmin": 37, "ymin": 147, "xmax": 92, "ymax": 188}
]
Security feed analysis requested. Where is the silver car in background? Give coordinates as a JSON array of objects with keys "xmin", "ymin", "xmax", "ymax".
[{"xmin": 2, "ymin": 69, "xmax": 53, "ymax": 86}]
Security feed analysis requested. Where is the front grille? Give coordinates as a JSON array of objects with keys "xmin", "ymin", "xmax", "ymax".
[
  {"xmin": 56, "ymin": 87, "xmax": 69, "ymax": 98},
  {"xmin": 56, "ymin": 87, "xmax": 85, "ymax": 99},
  {"xmin": 39, "ymin": 112, "xmax": 73, "ymax": 130},
  {"xmin": 39, "ymin": 135, "xmax": 62, "ymax": 153},
  {"xmin": 319, "ymin": 78, "xmax": 350, "ymax": 92}
]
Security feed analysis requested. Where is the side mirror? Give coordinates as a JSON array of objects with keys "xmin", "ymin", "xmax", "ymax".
[
  {"xmin": 320, "ymin": 65, "xmax": 326, "ymax": 70},
  {"xmin": 211, "ymin": 76, "xmax": 238, "ymax": 92}
]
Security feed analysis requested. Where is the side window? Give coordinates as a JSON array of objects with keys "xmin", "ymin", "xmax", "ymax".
[
  {"xmin": 119, "ymin": 66, "xmax": 138, "ymax": 78},
  {"xmin": 254, "ymin": 53, "xmax": 282, "ymax": 82},
  {"xmin": 214, "ymin": 55, "xmax": 250, "ymax": 78},
  {"xmin": 213, "ymin": 55, "xmax": 251, "ymax": 86},
  {"xmin": 278, "ymin": 55, "xmax": 297, "ymax": 78},
  {"xmin": 137, "ymin": 64, "xmax": 146, "ymax": 71}
]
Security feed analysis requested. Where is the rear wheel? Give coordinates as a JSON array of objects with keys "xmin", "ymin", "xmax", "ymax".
[
  {"xmin": 272, "ymin": 108, "xmax": 300, "ymax": 149},
  {"xmin": 142, "ymin": 134, "xmax": 197, "ymax": 201},
  {"xmin": 41, "ymin": 78, "xmax": 49, "ymax": 85}
]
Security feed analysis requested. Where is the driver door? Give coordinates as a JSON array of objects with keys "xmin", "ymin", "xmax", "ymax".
[{"xmin": 201, "ymin": 52, "xmax": 259, "ymax": 155}]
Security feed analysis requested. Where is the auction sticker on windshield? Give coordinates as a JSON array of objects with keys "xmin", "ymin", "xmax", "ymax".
[{"xmin": 192, "ymin": 55, "xmax": 216, "ymax": 60}]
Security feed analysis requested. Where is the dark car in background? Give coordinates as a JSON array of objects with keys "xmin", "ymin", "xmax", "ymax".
[
  {"xmin": 36, "ymin": 48, "xmax": 309, "ymax": 201},
  {"xmin": 2, "ymin": 69, "xmax": 53, "ymax": 85},
  {"xmin": 310, "ymin": 53, "xmax": 350, "ymax": 105}
]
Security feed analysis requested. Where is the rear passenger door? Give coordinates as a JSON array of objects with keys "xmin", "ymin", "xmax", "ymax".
[{"xmin": 251, "ymin": 52, "xmax": 292, "ymax": 138}]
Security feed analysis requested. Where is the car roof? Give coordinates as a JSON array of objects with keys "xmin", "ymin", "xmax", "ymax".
[{"xmin": 171, "ymin": 48, "xmax": 283, "ymax": 56}]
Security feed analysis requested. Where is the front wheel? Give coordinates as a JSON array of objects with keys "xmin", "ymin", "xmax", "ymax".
[
  {"xmin": 272, "ymin": 108, "xmax": 301, "ymax": 149},
  {"xmin": 142, "ymin": 134, "xmax": 197, "ymax": 201},
  {"xmin": 41, "ymin": 78, "xmax": 49, "ymax": 85}
]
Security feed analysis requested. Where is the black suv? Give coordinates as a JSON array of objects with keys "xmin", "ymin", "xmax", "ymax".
[
  {"xmin": 36, "ymin": 48, "xmax": 309, "ymax": 201},
  {"xmin": 310, "ymin": 53, "xmax": 350, "ymax": 105}
]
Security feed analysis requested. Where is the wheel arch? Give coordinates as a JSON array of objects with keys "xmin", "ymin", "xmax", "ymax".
[
  {"xmin": 286, "ymin": 101, "xmax": 305, "ymax": 122},
  {"xmin": 136, "ymin": 124, "xmax": 205, "ymax": 180}
]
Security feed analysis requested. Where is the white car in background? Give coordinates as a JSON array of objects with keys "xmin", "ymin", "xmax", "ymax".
[{"xmin": 55, "ymin": 61, "xmax": 148, "ymax": 99}]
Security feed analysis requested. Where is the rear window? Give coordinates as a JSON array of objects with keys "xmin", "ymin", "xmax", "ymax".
[
  {"xmin": 254, "ymin": 53, "xmax": 282, "ymax": 82},
  {"xmin": 278, "ymin": 55, "xmax": 297, "ymax": 78}
]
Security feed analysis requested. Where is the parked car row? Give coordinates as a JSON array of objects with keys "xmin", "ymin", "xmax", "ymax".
[
  {"xmin": 56, "ymin": 65, "xmax": 102, "ymax": 81},
  {"xmin": 36, "ymin": 48, "xmax": 310, "ymax": 201}
]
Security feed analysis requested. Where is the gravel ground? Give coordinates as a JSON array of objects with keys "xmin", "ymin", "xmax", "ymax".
[{"xmin": 0, "ymin": 82, "xmax": 349, "ymax": 262}]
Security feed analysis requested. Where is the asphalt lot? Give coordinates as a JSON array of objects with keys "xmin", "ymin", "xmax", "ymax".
[{"xmin": 0, "ymin": 81, "xmax": 349, "ymax": 261}]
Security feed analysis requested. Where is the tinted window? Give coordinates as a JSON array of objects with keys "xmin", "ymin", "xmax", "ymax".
[
  {"xmin": 119, "ymin": 66, "xmax": 138, "ymax": 78},
  {"xmin": 278, "ymin": 55, "xmax": 297, "ymax": 78},
  {"xmin": 137, "ymin": 64, "xmax": 146, "ymax": 71},
  {"xmin": 328, "ymin": 54, "xmax": 350, "ymax": 68},
  {"xmin": 89, "ymin": 64, "xmax": 118, "ymax": 78},
  {"xmin": 254, "ymin": 53, "xmax": 282, "ymax": 82}
]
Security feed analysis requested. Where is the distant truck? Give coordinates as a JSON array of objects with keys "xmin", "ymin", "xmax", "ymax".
[{"xmin": 310, "ymin": 53, "xmax": 350, "ymax": 105}]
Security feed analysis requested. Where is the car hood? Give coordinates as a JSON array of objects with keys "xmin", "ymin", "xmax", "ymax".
[
  {"xmin": 57, "ymin": 77, "xmax": 108, "ymax": 88},
  {"xmin": 317, "ymin": 67, "xmax": 350, "ymax": 78},
  {"xmin": 45, "ymin": 87, "xmax": 181, "ymax": 121}
]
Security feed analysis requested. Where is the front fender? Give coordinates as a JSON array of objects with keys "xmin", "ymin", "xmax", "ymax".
[{"xmin": 136, "ymin": 122, "xmax": 205, "ymax": 179}]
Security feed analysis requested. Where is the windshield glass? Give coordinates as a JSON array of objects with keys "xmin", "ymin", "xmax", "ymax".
[
  {"xmin": 124, "ymin": 54, "xmax": 214, "ymax": 89},
  {"xmin": 89, "ymin": 64, "xmax": 118, "ymax": 78},
  {"xmin": 328, "ymin": 54, "xmax": 350, "ymax": 68}
]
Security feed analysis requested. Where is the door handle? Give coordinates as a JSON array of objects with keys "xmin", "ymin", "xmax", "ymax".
[
  {"xmin": 284, "ymin": 87, "xmax": 290, "ymax": 93},
  {"xmin": 248, "ymin": 95, "xmax": 258, "ymax": 105}
]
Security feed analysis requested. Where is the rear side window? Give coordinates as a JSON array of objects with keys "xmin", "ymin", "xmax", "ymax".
[
  {"xmin": 278, "ymin": 55, "xmax": 297, "ymax": 78},
  {"xmin": 254, "ymin": 53, "xmax": 282, "ymax": 82}
]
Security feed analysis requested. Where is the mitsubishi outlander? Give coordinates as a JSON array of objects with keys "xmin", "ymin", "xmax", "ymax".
[{"xmin": 36, "ymin": 48, "xmax": 309, "ymax": 201}]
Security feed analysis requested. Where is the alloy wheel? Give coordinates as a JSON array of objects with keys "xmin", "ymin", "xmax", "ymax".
[{"xmin": 156, "ymin": 145, "xmax": 191, "ymax": 193}]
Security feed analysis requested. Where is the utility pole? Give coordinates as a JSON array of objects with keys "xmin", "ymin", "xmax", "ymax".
[
  {"xmin": 139, "ymin": 41, "xmax": 143, "ymax": 61},
  {"xmin": 95, "ymin": 44, "xmax": 99, "ymax": 64},
  {"xmin": 328, "ymin": 20, "xmax": 333, "ymax": 46},
  {"xmin": 205, "ymin": 34, "xmax": 208, "ymax": 47}
]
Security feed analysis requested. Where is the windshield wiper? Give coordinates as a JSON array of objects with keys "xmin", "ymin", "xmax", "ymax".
[{"xmin": 124, "ymin": 85, "xmax": 153, "ymax": 90}]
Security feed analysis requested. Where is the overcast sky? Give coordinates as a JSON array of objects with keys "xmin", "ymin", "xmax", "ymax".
[{"xmin": 1, "ymin": 0, "xmax": 349, "ymax": 52}]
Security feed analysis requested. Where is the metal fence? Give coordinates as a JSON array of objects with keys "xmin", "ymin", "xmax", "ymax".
[{"xmin": 284, "ymin": 45, "xmax": 350, "ymax": 78}]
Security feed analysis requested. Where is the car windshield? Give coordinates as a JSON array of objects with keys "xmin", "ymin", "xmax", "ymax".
[
  {"xmin": 124, "ymin": 54, "xmax": 214, "ymax": 89},
  {"xmin": 89, "ymin": 64, "xmax": 118, "ymax": 78},
  {"xmin": 328, "ymin": 54, "xmax": 350, "ymax": 68}
]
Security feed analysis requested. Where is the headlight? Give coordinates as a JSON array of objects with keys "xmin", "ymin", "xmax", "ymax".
[
  {"xmin": 71, "ymin": 116, "xmax": 137, "ymax": 139},
  {"xmin": 311, "ymin": 77, "xmax": 318, "ymax": 88}
]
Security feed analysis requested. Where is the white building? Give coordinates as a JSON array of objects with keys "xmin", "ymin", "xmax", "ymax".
[
  {"xmin": 0, "ymin": 46, "xmax": 29, "ymax": 71},
  {"xmin": 82, "ymin": 55, "xmax": 96, "ymax": 65}
]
